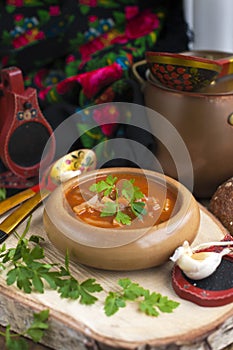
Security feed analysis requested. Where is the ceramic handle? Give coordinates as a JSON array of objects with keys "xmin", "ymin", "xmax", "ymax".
[{"xmin": 131, "ymin": 60, "xmax": 147, "ymax": 86}]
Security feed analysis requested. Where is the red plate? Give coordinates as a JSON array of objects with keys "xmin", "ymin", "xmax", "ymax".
[{"xmin": 172, "ymin": 241, "xmax": 233, "ymax": 307}]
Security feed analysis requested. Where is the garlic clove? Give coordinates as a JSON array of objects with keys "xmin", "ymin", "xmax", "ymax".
[{"xmin": 170, "ymin": 241, "xmax": 232, "ymax": 280}]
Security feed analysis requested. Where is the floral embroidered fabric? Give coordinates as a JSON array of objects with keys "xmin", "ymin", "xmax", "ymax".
[{"xmin": 0, "ymin": 0, "xmax": 188, "ymax": 188}]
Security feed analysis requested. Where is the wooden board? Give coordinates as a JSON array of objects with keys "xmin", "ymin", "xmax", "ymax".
[{"xmin": 0, "ymin": 204, "xmax": 233, "ymax": 350}]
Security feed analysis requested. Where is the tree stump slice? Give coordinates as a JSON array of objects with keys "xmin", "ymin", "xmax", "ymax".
[{"xmin": 0, "ymin": 204, "xmax": 232, "ymax": 350}]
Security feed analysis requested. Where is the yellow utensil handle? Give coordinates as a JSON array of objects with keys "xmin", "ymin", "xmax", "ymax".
[
  {"xmin": 0, "ymin": 189, "xmax": 50, "ymax": 242},
  {"xmin": 0, "ymin": 188, "xmax": 37, "ymax": 216}
]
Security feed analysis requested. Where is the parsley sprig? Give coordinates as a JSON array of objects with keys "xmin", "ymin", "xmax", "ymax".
[
  {"xmin": 0, "ymin": 217, "xmax": 103, "ymax": 304},
  {"xmin": 0, "ymin": 220, "xmax": 180, "ymax": 317},
  {"xmin": 0, "ymin": 217, "xmax": 181, "ymax": 349},
  {"xmin": 104, "ymin": 278, "xmax": 179, "ymax": 317},
  {"xmin": 89, "ymin": 175, "xmax": 147, "ymax": 225},
  {"xmin": 57, "ymin": 250, "xmax": 103, "ymax": 304},
  {"xmin": 89, "ymin": 174, "xmax": 118, "ymax": 196},
  {"xmin": 1, "ymin": 309, "xmax": 49, "ymax": 350}
]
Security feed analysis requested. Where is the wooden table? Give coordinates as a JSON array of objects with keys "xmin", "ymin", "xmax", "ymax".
[{"xmin": 0, "ymin": 204, "xmax": 233, "ymax": 350}]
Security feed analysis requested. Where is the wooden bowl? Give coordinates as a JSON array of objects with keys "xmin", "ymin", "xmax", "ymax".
[
  {"xmin": 145, "ymin": 51, "xmax": 222, "ymax": 92},
  {"xmin": 43, "ymin": 168, "xmax": 200, "ymax": 270}
]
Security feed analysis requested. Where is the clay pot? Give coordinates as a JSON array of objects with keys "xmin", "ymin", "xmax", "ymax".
[{"xmin": 43, "ymin": 167, "xmax": 200, "ymax": 271}]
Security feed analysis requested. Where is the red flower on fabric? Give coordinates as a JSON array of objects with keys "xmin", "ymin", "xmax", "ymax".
[
  {"xmin": 66, "ymin": 54, "xmax": 76, "ymax": 63},
  {"xmin": 13, "ymin": 36, "xmax": 28, "ymax": 48},
  {"xmin": 49, "ymin": 6, "xmax": 60, "ymax": 16},
  {"xmin": 14, "ymin": 14, "xmax": 24, "ymax": 22},
  {"xmin": 80, "ymin": 37, "xmax": 104, "ymax": 60},
  {"xmin": 35, "ymin": 31, "xmax": 45, "ymax": 40},
  {"xmin": 88, "ymin": 15, "xmax": 98, "ymax": 23},
  {"xmin": 79, "ymin": 0, "xmax": 97, "ymax": 6},
  {"xmin": 93, "ymin": 105, "xmax": 120, "ymax": 137},
  {"xmin": 76, "ymin": 62, "xmax": 123, "ymax": 99},
  {"xmin": 125, "ymin": 9, "xmax": 159, "ymax": 39},
  {"xmin": 7, "ymin": 0, "xmax": 23, "ymax": 6},
  {"xmin": 34, "ymin": 69, "xmax": 49, "ymax": 89},
  {"xmin": 125, "ymin": 6, "xmax": 139, "ymax": 20},
  {"xmin": 1, "ymin": 56, "xmax": 9, "ymax": 66}
]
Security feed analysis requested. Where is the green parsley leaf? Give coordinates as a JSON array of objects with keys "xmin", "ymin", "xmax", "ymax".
[
  {"xmin": 18, "ymin": 216, "xmax": 32, "ymax": 242},
  {"xmin": 0, "ymin": 244, "xmax": 13, "ymax": 260},
  {"xmin": 40, "ymin": 271, "xmax": 61, "ymax": 290},
  {"xmin": 89, "ymin": 180, "xmax": 109, "ymax": 193},
  {"xmin": 121, "ymin": 179, "xmax": 134, "ymax": 201},
  {"xmin": 26, "ymin": 244, "xmax": 44, "ymax": 262},
  {"xmin": 29, "ymin": 235, "xmax": 45, "ymax": 244},
  {"xmin": 57, "ymin": 276, "xmax": 80, "ymax": 299},
  {"xmin": 32, "ymin": 273, "xmax": 44, "ymax": 293},
  {"xmin": 89, "ymin": 175, "xmax": 117, "ymax": 196},
  {"xmin": 133, "ymin": 187, "xmax": 144, "ymax": 201},
  {"xmin": 89, "ymin": 175, "xmax": 147, "ymax": 226},
  {"xmin": 5, "ymin": 329, "xmax": 28, "ymax": 350},
  {"xmin": 106, "ymin": 175, "xmax": 118, "ymax": 186},
  {"xmin": 57, "ymin": 276, "xmax": 102, "ymax": 304},
  {"xmin": 118, "ymin": 278, "xmax": 145, "ymax": 300},
  {"xmin": 0, "ymin": 243, "xmax": 6, "ymax": 253},
  {"xmin": 2, "ymin": 309, "xmax": 50, "ymax": 350},
  {"xmin": 6, "ymin": 268, "xmax": 18, "ymax": 286},
  {"xmin": 80, "ymin": 278, "xmax": 103, "ymax": 293},
  {"xmin": 104, "ymin": 291, "xmax": 126, "ymax": 316},
  {"xmin": 156, "ymin": 295, "xmax": 180, "ymax": 313},
  {"xmin": 100, "ymin": 201, "xmax": 117, "ymax": 217},
  {"xmin": 4, "ymin": 238, "xmax": 59, "ymax": 294},
  {"xmin": 0, "ymin": 216, "xmax": 179, "ymax": 349},
  {"xmin": 104, "ymin": 278, "xmax": 180, "ymax": 317},
  {"xmin": 139, "ymin": 290, "xmax": 180, "ymax": 317},
  {"xmin": 7, "ymin": 266, "xmax": 33, "ymax": 293},
  {"xmin": 57, "ymin": 251, "xmax": 102, "ymax": 303},
  {"xmin": 115, "ymin": 211, "xmax": 131, "ymax": 225},
  {"xmin": 26, "ymin": 309, "xmax": 49, "ymax": 342},
  {"xmin": 131, "ymin": 201, "xmax": 146, "ymax": 217},
  {"xmin": 79, "ymin": 288, "xmax": 97, "ymax": 305},
  {"xmin": 1, "ymin": 228, "xmax": 102, "ymax": 303},
  {"xmin": 139, "ymin": 290, "xmax": 160, "ymax": 316}
]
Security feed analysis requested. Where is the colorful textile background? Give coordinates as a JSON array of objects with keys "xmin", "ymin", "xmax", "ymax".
[{"xmin": 0, "ymin": 0, "xmax": 189, "ymax": 187}]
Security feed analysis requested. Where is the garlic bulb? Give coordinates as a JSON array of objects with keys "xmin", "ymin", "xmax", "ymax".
[{"xmin": 170, "ymin": 240, "xmax": 233, "ymax": 280}]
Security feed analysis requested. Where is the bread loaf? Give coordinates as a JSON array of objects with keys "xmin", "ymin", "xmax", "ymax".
[{"xmin": 209, "ymin": 177, "xmax": 233, "ymax": 235}]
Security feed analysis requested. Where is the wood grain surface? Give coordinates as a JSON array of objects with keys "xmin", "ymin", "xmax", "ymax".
[{"xmin": 0, "ymin": 204, "xmax": 232, "ymax": 350}]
